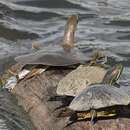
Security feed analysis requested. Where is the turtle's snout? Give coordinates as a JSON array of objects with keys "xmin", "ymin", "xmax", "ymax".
[{"xmin": 69, "ymin": 15, "xmax": 79, "ymax": 22}]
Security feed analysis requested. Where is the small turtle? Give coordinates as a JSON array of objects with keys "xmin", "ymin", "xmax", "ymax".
[
  {"xmin": 68, "ymin": 84, "xmax": 129, "ymax": 122},
  {"xmin": 57, "ymin": 64, "xmax": 123, "ymax": 97},
  {"xmin": 16, "ymin": 64, "xmax": 48, "ymax": 80},
  {"xmin": 1, "ymin": 64, "xmax": 47, "ymax": 91},
  {"xmin": 15, "ymin": 15, "xmax": 106, "ymax": 67}
]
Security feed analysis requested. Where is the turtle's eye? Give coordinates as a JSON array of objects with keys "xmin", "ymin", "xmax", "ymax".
[
  {"xmin": 96, "ymin": 56, "xmax": 106, "ymax": 64},
  {"xmin": 96, "ymin": 56, "xmax": 105, "ymax": 61},
  {"xmin": 97, "ymin": 56, "xmax": 105, "ymax": 60}
]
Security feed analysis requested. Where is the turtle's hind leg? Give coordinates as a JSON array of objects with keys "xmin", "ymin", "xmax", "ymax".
[
  {"xmin": 48, "ymin": 96, "xmax": 74, "ymax": 111},
  {"xmin": 58, "ymin": 108, "xmax": 74, "ymax": 117}
]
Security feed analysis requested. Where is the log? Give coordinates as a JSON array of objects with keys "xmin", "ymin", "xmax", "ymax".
[{"xmin": 8, "ymin": 64, "xmax": 130, "ymax": 130}]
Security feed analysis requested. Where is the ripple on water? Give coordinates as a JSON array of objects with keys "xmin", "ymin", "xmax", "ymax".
[
  {"xmin": 0, "ymin": 90, "xmax": 35, "ymax": 130},
  {"xmin": 0, "ymin": 118, "xmax": 9, "ymax": 130}
]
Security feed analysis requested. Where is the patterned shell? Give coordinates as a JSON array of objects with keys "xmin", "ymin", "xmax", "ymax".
[
  {"xmin": 69, "ymin": 84, "xmax": 130, "ymax": 111},
  {"xmin": 56, "ymin": 65, "xmax": 106, "ymax": 96}
]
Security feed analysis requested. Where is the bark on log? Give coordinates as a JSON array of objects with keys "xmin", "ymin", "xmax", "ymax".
[{"xmin": 9, "ymin": 64, "xmax": 130, "ymax": 130}]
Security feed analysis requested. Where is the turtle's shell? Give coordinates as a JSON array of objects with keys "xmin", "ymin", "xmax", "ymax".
[
  {"xmin": 69, "ymin": 84, "xmax": 130, "ymax": 111},
  {"xmin": 15, "ymin": 46, "xmax": 88, "ymax": 66},
  {"xmin": 56, "ymin": 65, "xmax": 106, "ymax": 96}
]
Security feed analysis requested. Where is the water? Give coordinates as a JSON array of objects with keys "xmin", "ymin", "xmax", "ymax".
[
  {"xmin": 0, "ymin": 89, "xmax": 35, "ymax": 130},
  {"xmin": 0, "ymin": 0, "xmax": 130, "ymax": 129}
]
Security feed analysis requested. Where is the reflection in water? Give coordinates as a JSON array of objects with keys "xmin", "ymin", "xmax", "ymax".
[{"xmin": 0, "ymin": 0, "xmax": 130, "ymax": 129}]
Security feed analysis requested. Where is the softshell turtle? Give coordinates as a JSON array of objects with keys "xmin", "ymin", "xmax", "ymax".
[
  {"xmin": 8, "ymin": 15, "xmax": 81, "ymax": 86},
  {"xmin": 57, "ymin": 64, "xmax": 123, "ymax": 97},
  {"xmin": 68, "ymin": 84, "xmax": 130, "ymax": 122},
  {"xmin": 15, "ymin": 15, "xmax": 106, "ymax": 67},
  {"xmin": 15, "ymin": 15, "xmax": 88, "ymax": 66},
  {"xmin": 14, "ymin": 15, "xmax": 107, "ymax": 86}
]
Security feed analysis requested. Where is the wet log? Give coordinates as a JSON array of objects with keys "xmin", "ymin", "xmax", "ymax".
[{"xmin": 9, "ymin": 64, "xmax": 130, "ymax": 130}]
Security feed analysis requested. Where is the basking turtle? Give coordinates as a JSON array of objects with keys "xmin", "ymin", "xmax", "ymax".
[
  {"xmin": 57, "ymin": 64, "xmax": 123, "ymax": 97},
  {"xmin": 7, "ymin": 15, "xmax": 81, "ymax": 88},
  {"xmin": 59, "ymin": 64, "xmax": 126, "ymax": 123},
  {"xmin": 15, "ymin": 15, "xmax": 106, "ymax": 67},
  {"xmin": 15, "ymin": 15, "xmax": 87, "ymax": 66},
  {"xmin": 68, "ymin": 84, "xmax": 129, "ymax": 122},
  {"xmin": 14, "ymin": 15, "xmax": 107, "ymax": 88},
  {"xmin": 1, "ymin": 64, "xmax": 47, "ymax": 91}
]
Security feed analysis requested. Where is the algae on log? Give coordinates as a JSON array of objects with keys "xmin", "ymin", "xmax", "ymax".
[{"xmin": 10, "ymin": 64, "xmax": 130, "ymax": 130}]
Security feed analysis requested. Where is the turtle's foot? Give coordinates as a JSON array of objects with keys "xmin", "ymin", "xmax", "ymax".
[
  {"xmin": 58, "ymin": 108, "xmax": 74, "ymax": 117},
  {"xmin": 49, "ymin": 95, "xmax": 74, "ymax": 111}
]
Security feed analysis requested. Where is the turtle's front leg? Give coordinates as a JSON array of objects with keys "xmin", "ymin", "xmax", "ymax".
[{"xmin": 90, "ymin": 109, "xmax": 97, "ymax": 124}]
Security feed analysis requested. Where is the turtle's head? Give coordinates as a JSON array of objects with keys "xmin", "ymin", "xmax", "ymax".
[
  {"xmin": 62, "ymin": 15, "xmax": 79, "ymax": 51},
  {"xmin": 103, "ymin": 64, "xmax": 123, "ymax": 85},
  {"xmin": 90, "ymin": 51, "xmax": 107, "ymax": 65}
]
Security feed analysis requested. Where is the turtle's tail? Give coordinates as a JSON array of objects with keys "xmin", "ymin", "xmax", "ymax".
[{"xmin": 48, "ymin": 95, "xmax": 74, "ymax": 102}]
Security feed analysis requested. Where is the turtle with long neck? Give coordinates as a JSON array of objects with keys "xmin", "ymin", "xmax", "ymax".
[{"xmin": 15, "ymin": 15, "xmax": 106, "ymax": 67}]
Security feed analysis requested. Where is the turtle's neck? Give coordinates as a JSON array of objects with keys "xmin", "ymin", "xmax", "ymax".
[
  {"xmin": 62, "ymin": 15, "xmax": 79, "ymax": 51},
  {"xmin": 102, "ymin": 64, "xmax": 123, "ymax": 85}
]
